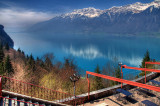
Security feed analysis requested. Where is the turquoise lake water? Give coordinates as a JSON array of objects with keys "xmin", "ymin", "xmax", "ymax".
[{"xmin": 10, "ymin": 33, "xmax": 160, "ymax": 78}]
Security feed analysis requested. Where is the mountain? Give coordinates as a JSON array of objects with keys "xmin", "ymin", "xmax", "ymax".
[
  {"xmin": 29, "ymin": 1, "xmax": 160, "ymax": 36},
  {"xmin": 0, "ymin": 25, "xmax": 14, "ymax": 48}
]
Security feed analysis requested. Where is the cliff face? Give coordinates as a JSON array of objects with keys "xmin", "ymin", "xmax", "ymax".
[{"xmin": 0, "ymin": 25, "xmax": 14, "ymax": 48}]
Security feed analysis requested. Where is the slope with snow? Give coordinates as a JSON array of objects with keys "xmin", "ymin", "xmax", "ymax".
[
  {"xmin": 61, "ymin": 1, "xmax": 160, "ymax": 18},
  {"xmin": 29, "ymin": 0, "xmax": 160, "ymax": 36},
  {"xmin": 61, "ymin": 7, "xmax": 104, "ymax": 18}
]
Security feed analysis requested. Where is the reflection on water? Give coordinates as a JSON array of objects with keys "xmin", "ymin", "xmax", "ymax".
[
  {"xmin": 63, "ymin": 45, "xmax": 106, "ymax": 59},
  {"xmin": 63, "ymin": 45, "xmax": 142, "ymax": 66},
  {"xmin": 10, "ymin": 33, "xmax": 160, "ymax": 76}
]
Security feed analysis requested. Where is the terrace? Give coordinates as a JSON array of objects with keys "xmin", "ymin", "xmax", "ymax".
[
  {"xmin": 82, "ymin": 62, "xmax": 160, "ymax": 106},
  {"xmin": 84, "ymin": 76, "xmax": 160, "ymax": 106}
]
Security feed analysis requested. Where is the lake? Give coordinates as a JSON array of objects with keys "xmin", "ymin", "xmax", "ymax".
[{"xmin": 10, "ymin": 33, "xmax": 160, "ymax": 78}]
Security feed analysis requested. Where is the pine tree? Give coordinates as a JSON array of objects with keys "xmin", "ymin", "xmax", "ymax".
[
  {"xmin": 0, "ymin": 43, "xmax": 3, "ymax": 50},
  {"xmin": 44, "ymin": 56, "xmax": 53, "ymax": 69},
  {"xmin": 94, "ymin": 65, "xmax": 104, "ymax": 90},
  {"xmin": 17, "ymin": 48, "xmax": 21, "ymax": 53},
  {"xmin": 64, "ymin": 58, "xmax": 70, "ymax": 69},
  {"xmin": 140, "ymin": 50, "xmax": 150, "ymax": 68},
  {"xmin": 4, "ymin": 55, "xmax": 13, "ymax": 75},
  {"xmin": 115, "ymin": 66, "xmax": 121, "ymax": 78},
  {"xmin": 64, "ymin": 58, "xmax": 76, "ymax": 70},
  {"xmin": 21, "ymin": 51, "xmax": 25, "ymax": 55},
  {"xmin": 5, "ymin": 43, "xmax": 9, "ymax": 51},
  {"xmin": 0, "ymin": 45, "xmax": 4, "ymax": 62},
  {"xmin": 0, "ymin": 62, "xmax": 4, "ymax": 75},
  {"xmin": 36, "ymin": 57, "xmax": 40, "ymax": 64},
  {"xmin": 36, "ymin": 57, "xmax": 44, "ymax": 67},
  {"xmin": 115, "ymin": 66, "xmax": 121, "ymax": 84},
  {"xmin": 139, "ymin": 50, "xmax": 151, "ymax": 76},
  {"xmin": 27, "ymin": 54, "xmax": 35, "ymax": 71}
]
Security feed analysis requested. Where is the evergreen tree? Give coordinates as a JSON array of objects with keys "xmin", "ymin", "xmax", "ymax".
[
  {"xmin": 64, "ymin": 58, "xmax": 70, "ymax": 69},
  {"xmin": 36, "ymin": 57, "xmax": 40, "ymax": 63},
  {"xmin": 4, "ymin": 55, "xmax": 13, "ymax": 75},
  {"xmin": 70, "ymin": 59, "xmax": 76, "ymax": 70},
  {"xmin": 115, "ymin": 66, "xmax": 121, "ymax": 84},
  {"xmin": 35, "ymin": 56, "xmax": 44, "ymax": 67},
  {"xmin": 64, "ymin": 58, "xmax": 76, "ymax": 70},
  {"xmin": 43, "ymin": 53, "xmax": 54, "ymax": 71},
  {"xmin": 0, "ymin": 62, "xmax": 4, "ymax": 75},
  {"xmin": 140, "ymin": 50, "xmax": 150, "ymax": 68},
  {"xmin": 21, "ymin": 51, "xmax": 25, "ymax": 55},
  {"xmin": 28, "ymin": 54, "xmax": 35, "ymax": 71},
  {"xmin": 0, "ymin": 43, "xmax": 3, "ymax": 49},
  {"xmin": 115, "ymin": 66, "xmax": 121, "ymax": 78},
  {"xmin": 44, "ymin": 56, "xmax": 53, "ymax": 68},
  {"xmin": 0, "ymin": 45, "xmax": 4, "ymax": 62},
  {"xmin": 139, "ymin": 50, "xmax": 151, "ymax": 76},
  {"xmin": 17, "ymin": 48, "xmax": 21, "ymax": 53},
  {"xmin": 94, "ymin": 65, "xmax": 104, "ymax": 90},
  {"xmin": 26, "ymin": 55, "xmax": 29, "ymax": 60},
  {"xmin": 5, "ymin": 43, "xmax": 9, "ymax": 51},
  {"xmin": 0, "ymin": 43, "xmax": 5, "ymax": 74}
]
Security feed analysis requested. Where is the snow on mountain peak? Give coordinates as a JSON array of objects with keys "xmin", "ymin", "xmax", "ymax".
[
  {"xmin": 62, "ymin": 7, "xmax": 104, "ymax": 18},
  {"xmin": 106, "ymin": 1, "xmax": 160, "ymax": 14},
  {"xmin": 130, "ymin": 1, "xmax": 160, "ymax": 11},
  {"xmin": 61, "ymin": 1, "xmax": 160, "ymax": 19}
]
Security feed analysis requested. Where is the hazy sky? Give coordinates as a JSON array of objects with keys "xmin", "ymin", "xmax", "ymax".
[{"xmin": 0, "ymin": 0, "xmax": 154, "ymax": 32}]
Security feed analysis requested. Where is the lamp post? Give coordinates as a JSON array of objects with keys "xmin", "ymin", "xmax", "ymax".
[
  {"xmin": 118, "ymin": 62, "xmax": 123, "ymax": 88},
  {"xmin": 118, "ymin": 62, "xmax": 123, "ymax": 67},
  {"xmin": 70, "ymin": 74, "xmax": 80, "ymax": 98}
]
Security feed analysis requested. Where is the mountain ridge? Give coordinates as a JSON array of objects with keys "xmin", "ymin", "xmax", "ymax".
[
  {"xmin": 0, "ymin": 25, "xmax": 14, "ymax": 48},
  {"xmin": 29, "ymin": 1, "xmax": 160, "ymax": 37}
]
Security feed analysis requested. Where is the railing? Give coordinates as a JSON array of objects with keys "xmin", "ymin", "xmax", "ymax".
[
  {"xmin": 0, "ymin": 96, "xmax": 41, "ymax": 106},
  {"xmin": 145, "ymin": 62, "xmax": 160, "ymax": 83},
  {"xmin": 86, "ymin": 71, "xmax": 160, "ymax": 100},
  {"xmin": 0, "ymin": 75, "xmax": 85, "ymax": 105}
]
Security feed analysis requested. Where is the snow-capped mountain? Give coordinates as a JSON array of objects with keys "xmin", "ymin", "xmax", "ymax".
[
  {"xmin": 106, "ymin": 1, "xmax": 160, "ymax": 14},
  {"xmin": 61, "ymin": 7, "xmax": 104, "ymax": 18},
  {"xmin": 29, "ymin": 1, "xmax": 160, "ymax": 36}
]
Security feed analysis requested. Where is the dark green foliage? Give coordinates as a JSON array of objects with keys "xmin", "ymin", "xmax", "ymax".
[
  {"xmin": 36, "ymin": 57, "xmax": 44, "ymax": 67},
  {"xmin": 17, "ymin": 48, "xmax": 21, "ymax": 53},
  {"xmin": 140, "ymin": 50, "xmax": 150, "ymax": 68},
  {"xmin": 64, "ymin": 58, "xmax": 77, "ymax": 70},
  {"xmin": 94, "ymin": 65, "xmax": 104, "ymax": 90},
  {"xmin": 115, "ymin": 66, "xmax": 121, "ymax": 78},
  {"xmin": 70, "ymin": 60, "xmax": 76, "ymax": 70},
  {"xmin": 64, "ymin": 58, "xmax": 70, "ymax": 68},
  {"xmin": 42, "ymin": 53, "xmax": 54, "ymax": 71},
  {"xmin": 0, "ymin": 43, "xmax": 3, "ymax": 50},
  {"xmin": 0, "ymin": 62, "xmax": 4, "ymax": 75},
  {"xmin": 21, "ymin": 51, "xmax": 25, "ymax": 55},
  {"xmin": 5, "ymin": 43, "xmax": 9, "ymax": 51},
  {"xmin": 27, "ymin": 54, "xmax": 35, "ymax": 71},
  {"xmin": 0, "ymin": 49, "xmax": 4, "ymax": 62},
  {"xmin": 0, "ymin": 43, "xmax": 5, "ymax": 75},
  {"xmin": 26, "ymin": 55, "xmax": 29, "ymax": 60},
  {"xmin": 114, "ymin": 66, "xmax": 121, "ymax": 85},
  {"xmin": 44, "ymin": 56, "xmax": 53, "ymax": 68},
  {"xmin": 135, "ymin": 75, "xmax": 139, "ymax": 79},
  {"xmin": 0, "ymin": 44, "xmax": 4, "ymax": 62},
  {"xmin": 36, "ymin": 57, "xmax": 40, "ymax": 64},
  {"xmin": 139, "ymin": 50, "xmax": 151, "ymax": 76},
  {"xmin": 4, "ymin": 55, "xmax": 13, "ymax": 75}
]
